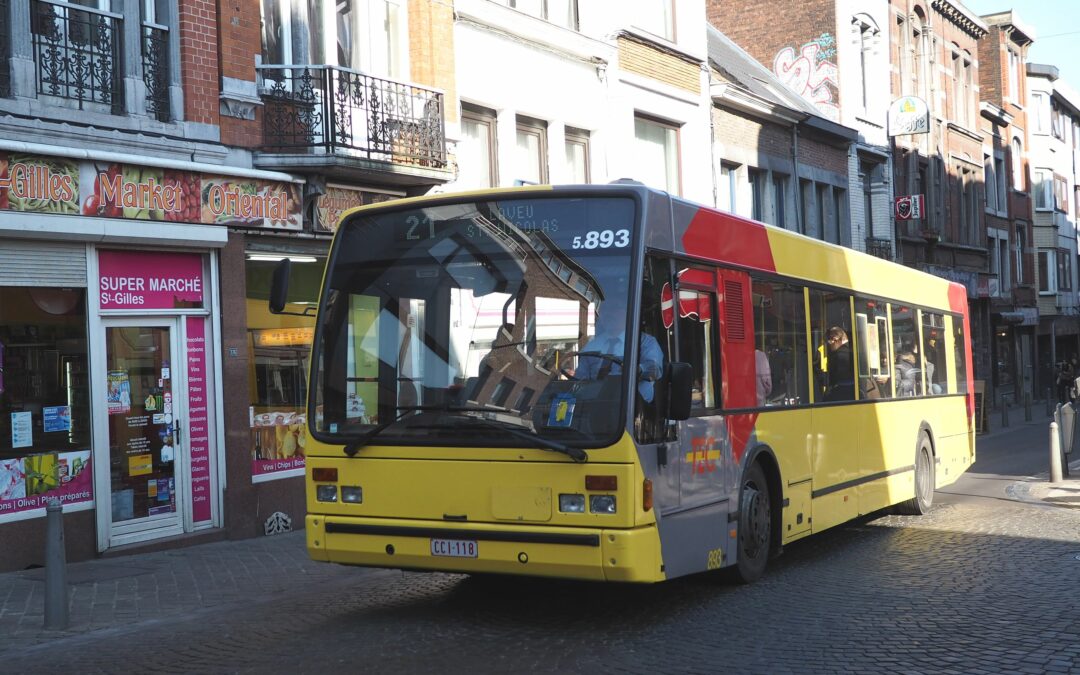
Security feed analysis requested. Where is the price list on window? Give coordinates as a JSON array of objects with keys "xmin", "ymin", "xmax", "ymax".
[{"xmin": 187, "ymin": 317, "xmax": 212, "ymax": 523}]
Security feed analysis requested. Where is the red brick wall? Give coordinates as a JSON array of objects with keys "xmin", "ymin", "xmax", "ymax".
[
  {"xmin": 217, "ymin": 0, "xmax": 261, "ymax": 147},
  {"xmin": 180, "ymin": 0, "xmax": 220, "ymax": 126},
  {"xmin": 713, "ymin": 108, "xmax": 847, "ymax": 177},
  {"xmin": 706, "ymin": 0, "xmax": 839, "ymax": 115}
]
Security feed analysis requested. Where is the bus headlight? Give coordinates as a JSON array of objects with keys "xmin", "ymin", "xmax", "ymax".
[
  {"xmin": 341, "ymin": 486, "xmax": 363, "ymax": 503},
  {"xmin": 559, "ymin": 494, "xmax": 586, "ymax": 513},
  {"xmin": 316, "ymin": 485, "xmax": 338, "ymax": 502},
  {"xmin": 590, "ymin": 495, "xmax": 616, "ymax": 514}
]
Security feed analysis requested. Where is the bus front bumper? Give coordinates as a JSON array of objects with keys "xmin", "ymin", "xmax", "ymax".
[{"xmin": 307, "ymin": 515, "xmax": 665, "ymax": 583}]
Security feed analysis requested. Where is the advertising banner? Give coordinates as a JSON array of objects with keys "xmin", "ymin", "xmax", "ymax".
[
  {"xmin": 0, "ymin": 152, "xmax": 302, "ymax": 230},
  {"xmin": 186, "ymin": 317, "xmax": 212, "ymax": 523},
  {"xmin": 250, "ymin": 409, "xmax": 307, "ymax": 479},
  {"xmin": 0, "ymin": 451, "xmax": 93, "ymax": 517},
  {"xmin": 315, "ymin": 186, "xmax": 400, "ymax": 232}
]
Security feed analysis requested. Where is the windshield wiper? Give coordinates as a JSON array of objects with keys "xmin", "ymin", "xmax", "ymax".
[
  {"xmin": 343, "ymin": 406, "xmax": 431, "ymax": 457},
  {"xmin": 444, "ymin": 411, "xmax": 587, "ymax": 463}
]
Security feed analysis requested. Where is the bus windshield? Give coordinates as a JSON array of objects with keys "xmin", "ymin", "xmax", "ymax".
[{"xmin": 310, "ymin": 195, "xmax": 638, "ymax": 450}]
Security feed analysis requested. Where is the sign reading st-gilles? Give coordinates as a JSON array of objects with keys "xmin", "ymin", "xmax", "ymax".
[{"xmin": 895, "ymin": 194, "xmax": 925, "ymax": 221}]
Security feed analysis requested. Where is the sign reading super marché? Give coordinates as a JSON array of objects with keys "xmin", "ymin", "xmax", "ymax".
[{"xmin": 98, "ymin": 250, "xmax": 205, "ymax": 310}]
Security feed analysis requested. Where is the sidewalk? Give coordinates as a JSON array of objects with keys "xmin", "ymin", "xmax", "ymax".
[{"xmin": 0, "ymin": 530, "xmax": 389, "ymax": 653}]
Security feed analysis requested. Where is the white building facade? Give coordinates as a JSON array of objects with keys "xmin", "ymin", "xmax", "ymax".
[{"xmin": 449, "ymin": 0, "xmax": 713, "ymax": 204}]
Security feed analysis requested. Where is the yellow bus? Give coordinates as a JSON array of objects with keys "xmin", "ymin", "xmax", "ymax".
[{"xmin": 271, "ymin": 183, "xmax": 974, "ymax": 583}]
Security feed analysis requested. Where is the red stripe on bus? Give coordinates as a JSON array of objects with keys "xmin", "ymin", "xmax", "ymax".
[{"xmin": 682, "ymin": 209, "xmax": 778, "ymax": 273}]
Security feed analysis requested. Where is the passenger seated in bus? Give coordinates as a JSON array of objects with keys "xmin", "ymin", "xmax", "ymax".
[
  {"xmin": 823, "ymin": 327, "xmax": 855, "ymax": 402},
  {"xmin": 895, "ymin": 344, "xmax": 921, "ymax": 397},
  {"xmin": 755, "ymin": 348, "xmax": 772, "ymax": 406},
  {"xmin": 577, "ymin": 304, "xmax": 664, "ymax": 402}
]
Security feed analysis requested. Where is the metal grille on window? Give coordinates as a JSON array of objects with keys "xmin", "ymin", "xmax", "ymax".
[
  {"xmin": 32, "ymin": 0, "xmax": 123, "ymax": 114},
  {"xmin": 142, "ymin": 20, "xmax": 170, "ymax": 121}
]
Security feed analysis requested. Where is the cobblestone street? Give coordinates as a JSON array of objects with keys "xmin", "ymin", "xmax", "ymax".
[{"xmin": 3, "ymin": 418, "xmax": 1080, "ymax": 674}]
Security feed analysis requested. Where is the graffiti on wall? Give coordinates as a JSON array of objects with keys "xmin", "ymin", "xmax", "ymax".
[{"xmin": 773, "ymin": 33, "xmax": 840, "ymax": 122}]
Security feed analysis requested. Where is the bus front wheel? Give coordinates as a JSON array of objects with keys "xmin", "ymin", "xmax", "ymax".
[
  {"xmin": 732, "ymin": 462, "xmax": 771, "ymax": 583},
  {"xmin": 898, "ymin": 435, "xmax": 934, "ymax": 515}
]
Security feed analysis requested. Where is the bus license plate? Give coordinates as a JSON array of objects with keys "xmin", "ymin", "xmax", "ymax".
[{"xmin": 430, "ymin": 538, "xmax": 478, "ymax": 558}]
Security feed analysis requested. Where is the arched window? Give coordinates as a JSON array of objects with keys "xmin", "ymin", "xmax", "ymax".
[{"xmin": 1011, "ymin": 137, "xmax": 1024, "ymax": 191}]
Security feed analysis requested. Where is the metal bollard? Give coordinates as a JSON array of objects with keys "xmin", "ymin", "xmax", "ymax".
[
  {"xmin": 1001, "ymin": 397, "xmax": 1009, "ymax": 428},
  {"xmin": 44, "ymin": 499, "xmax": 69, "ymax": 631},
  {"xmin": 1025, "ymin": 392, "xmax": 1032, "ymax": 422},
  {"xmin": 1051, "ymin": 421, "xmax": 1063, "ymax": 484}
]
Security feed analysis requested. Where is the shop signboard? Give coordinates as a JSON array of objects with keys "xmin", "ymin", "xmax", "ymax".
[
  {"xmin": 315, "ymin": 186, "xmax": 400, "ymax": 232},
  {"xmin": 0, "ymin": 451, "xmax": 93, "ymax": 517},
  {"xmin": 98, "ymin": 250, "xmax": 205, "ymax": 310},
  {"xmin": 0, "ymin": 151, "xmax": 301, "ymax": 230}
]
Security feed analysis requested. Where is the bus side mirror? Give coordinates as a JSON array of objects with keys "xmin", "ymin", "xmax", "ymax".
[
  {"xmin": 268, "ymin": 259, "xmax": 292, "ymax": 314},
  {"xmin": 667, "ymin": 362, "xmax": 693, "ymax": 421}
]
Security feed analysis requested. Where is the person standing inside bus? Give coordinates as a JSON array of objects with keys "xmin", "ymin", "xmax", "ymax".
[
  {"xmin": 824, "ymin": 326, "xmax": 855, "ymax": 402},
  {"xmin": 577, "ymin": 305, "xmax": 665, "ymax": 402}
]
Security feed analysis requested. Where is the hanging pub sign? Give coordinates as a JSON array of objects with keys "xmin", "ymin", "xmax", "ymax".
[
  {"xmin": 888, "ymin": 96, "xmax": 930, "ymax": 136},
  {"xmin": 895, "ymin": 194, "xmax": 925, "ymax": 221},
  {"xmin": 0, "ymin": 151, "xmax": 302, "ymax": 230}
]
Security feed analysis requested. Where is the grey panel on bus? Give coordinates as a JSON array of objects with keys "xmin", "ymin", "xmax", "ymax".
[
  {"xmin": 670, "ymin": 198, "xmax": 701, "ymax": 257},
  {"xmin": 642, "ymin": 190, "xmax": 674, "ymax": 252},
  {"xmin": 655, "ymin": 499, "xmax": 730, "ymax": 579},
  {"xmin": 0, "ymin": 241, "xmax": 86, "ymax": 286}
]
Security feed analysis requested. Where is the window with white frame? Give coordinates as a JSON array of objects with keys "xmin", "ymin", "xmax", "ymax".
[
  {"xmin": 1011, "ymin": 137, "xmax": 1024, "ymax": 191},
  {"xmin": 958, "ymin": 164, "xmax": 979, "ymax": 244},
  {"xmin": 773, "ymin": 172, "xmax": 789, "ymax": 230},
  {"xmin": 1055, "ymin": 175, "xmax": 1069, "ymax": 213},
  {"xmin": 1015, "ymin": 223, "xmax": 1027, "ymax": 285},
  {"xmin": 719, "ymin": 163, "xmax": 738, "ymax": 213},
  {"xmin": 853, "ymin": 15, "xmax": 878, "ymax": 112},
  {"xmin": 1059, "ymin": 249, "xmax": 1073, "ymax": 292},
  {"xmin": 995, "ymin": 151, "xmax": 1007, "ymax": 212},
  {"xmin": 495, "ymin": 0, "xmax": 578, "ymax": 29},
  {"xmin": 984, "ymin": 153, "xmax": 998, "ymax": 213},
  {"xmin": 515, "ymin": 116, "xmax": 548, "ymax": 185},
  {"xmin": 564, "ymin": 127, "xmax": 590, "ymax": 183},
  {"xmin": 951, "ymin": 47, "xmax": 971, "ymax": 127},
  {"xmin": 988, "ymin": 229, "xmax": 1010, "ymax": 295},
  {"xmin": 1034, "ymin": 169, "xmax": 1053, "ymax": 210},
  {"xmin": 749, "ymin": 168, "xmax": 766, "ymax": 222},
  {"xmin": 631, "ymin": 0, "xmax": 673, "ymax": 41},
  {"xmin": 1039, "ymin": 249, "xmax": 1056, "ymax": 294},
  {"xmin": 260, "ymin": 0, "xmax": 408, "ymax": 77},
  {"xmin": 1008, "ymin": 48, "xmax": 1020, "ymax": 102},
  {"xmin": 1031, "ymin": 92, "xmax": 1049, "ymax": 134},
  {"xmin": 633, "ymin": 115, "xmax": 680, "ymax": 195},
  {"xmin": 1052, "ymin": 100, "xmax": 1066, "ymax": 140},
  {"xmin": 459, "ymin": 104, "xmax": 498, "ymax": 189}
]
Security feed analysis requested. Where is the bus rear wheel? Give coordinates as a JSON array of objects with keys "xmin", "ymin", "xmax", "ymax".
[
  {"xmin": 732, "ymin": 462, "xmax": 771, "ymax": 584},
  {"xmin": 897, "ymin": 435, "xmax": 934, "ymax": 515}
]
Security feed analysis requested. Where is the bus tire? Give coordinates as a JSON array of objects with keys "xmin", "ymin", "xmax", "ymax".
[
  {"xmin": 732, "ymin": 462, "xmax": 771, "ymax": 584},
  {"xmin": 897, "ymin": 435, "xmax": 934, "ymax": 515}
]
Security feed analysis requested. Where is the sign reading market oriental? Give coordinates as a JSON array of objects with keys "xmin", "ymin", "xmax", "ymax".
[{"xmin": 0, "ymin": 152, "xmax": 302, "ymax": 230}]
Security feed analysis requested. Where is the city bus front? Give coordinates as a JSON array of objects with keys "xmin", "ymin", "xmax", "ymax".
[{"xmin": 301, "ymin": 188, "xmax": 668, "ymax": 582}]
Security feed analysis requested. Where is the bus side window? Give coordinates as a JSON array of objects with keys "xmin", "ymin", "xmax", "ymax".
[
  {"xmin": 636, "ymin": 256, "xmax": 674, "ymax": 443},
  {"xmin": 921, "ymin": 311, "xmax": 947, "ymax": 395},
  {"xmin": 855, "ymin": 296, "xmax": 890, "ymax": 400},
  {"xmin": 751, "ymin": 277, "xmax": 810, "ymax": 407},
  {"xmin": 890, "ymin": 304, "xmax": 921, "ymax": 397},
  {"xmin": 809, "ymin": 289, "xmax": 855, "ymax": 403}
]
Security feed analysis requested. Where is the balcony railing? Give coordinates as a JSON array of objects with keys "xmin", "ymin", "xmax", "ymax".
[
  {"xmin": 1, "ymin": 0, "xmax": 10, "ymax": 97},
  {"xmin": 259, "ymin": 65, "xmax": 447, "ymax": 169},
  {"xmin": 141, "ymin": 21, "xmax": 169, "ymax": 121},
  {"xmin": 865, "ymin": 237, "xmax": 894, "ymax": 261},
  {"xmin": 32, "ymin": 0, "xmax": 123, "ymax": 113}
]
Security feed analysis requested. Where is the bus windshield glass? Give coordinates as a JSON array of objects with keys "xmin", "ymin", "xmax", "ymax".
[{"xmin": 310, "ymin": 195, "xmax": 638, "ymax": 450}]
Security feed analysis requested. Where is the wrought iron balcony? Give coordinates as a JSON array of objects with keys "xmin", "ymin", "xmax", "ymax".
[
  {"xmin": 865, "ymin": 237, "xmax": 894, "ymax": 261},
  {"xmin": 141, "ymin": 22, "xmax": 169, "ymax": 121},
  {"xmin": 258, "ymin": 65, "xmax": 447, "ymax": 171},
  {"xmin": 32, "ymin": 0, "xmax": 123, "ymax": 114}
]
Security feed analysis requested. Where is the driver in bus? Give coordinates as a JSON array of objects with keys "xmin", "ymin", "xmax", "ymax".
[{"xmin": 577, "ymin": 303, "xmax": 665, "ymax": 403}]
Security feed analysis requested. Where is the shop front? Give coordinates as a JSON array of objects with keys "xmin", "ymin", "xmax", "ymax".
[{"xmin": 0, "ymin": 146, "xmax": 302, "ymax": 569}]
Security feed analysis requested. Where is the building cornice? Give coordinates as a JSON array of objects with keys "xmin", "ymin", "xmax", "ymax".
[
  {"xmin": 931, "ymin": 0, "xmax": 989, "ymax": 38},
  {"xmin": 710, "ymin": 82, "xmax": 806, "ymax": 125},
  {"xmin": 980, "ymin": 101, "xmax": 1014, "ymax": 126}
]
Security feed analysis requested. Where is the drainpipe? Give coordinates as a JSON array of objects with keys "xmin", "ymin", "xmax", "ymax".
[{"xmin": 792, "ymin": 123, "xmax": 803, "ymax": 234}]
